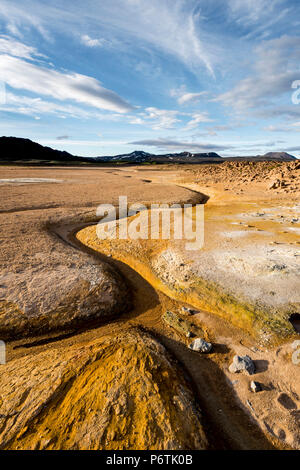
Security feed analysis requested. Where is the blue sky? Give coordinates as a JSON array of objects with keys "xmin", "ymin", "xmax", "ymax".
[{"xmin": 1, "ymin": 0, "xmax": 300, "ymax": 157}]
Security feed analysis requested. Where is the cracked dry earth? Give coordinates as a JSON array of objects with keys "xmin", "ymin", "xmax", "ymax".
[{"xmin": 0, "ymin": 163, "xmax": 299, "ymax": 450}]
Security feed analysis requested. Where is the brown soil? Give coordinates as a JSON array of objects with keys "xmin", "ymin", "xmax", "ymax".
[{"xmin": 0, "ymin": 163, "xmax": 299, "ymax": 450}]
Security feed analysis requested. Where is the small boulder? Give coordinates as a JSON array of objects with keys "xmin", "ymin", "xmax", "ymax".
[
  {"xmin": 182, "ymin": 307, "xmax": 193, "ymax": 314},
  {"xmin": 269, "ymin": 179, "xmax": 280, "ymax": 190},
  {"xmin": 189, "ymin": 338, "xmax": 212, "ymax": 354},
  {"xmin": 250, "ymin": 381, "xmax": 262, "ymax": 393},
  {"xmin": 229, "ymin": 355, "xmax": 255, "ymax": 375}
]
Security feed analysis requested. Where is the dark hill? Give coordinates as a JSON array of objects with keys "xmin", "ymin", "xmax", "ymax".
[{"xmin": 0, "ymin": 137, "xmax": 85, "ymax": 163}]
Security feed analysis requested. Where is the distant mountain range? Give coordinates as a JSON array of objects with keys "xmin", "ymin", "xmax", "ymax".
[
  {"xmin": 95, "ymin": 150, "xmax": 223, "ymax": 163},
  {"xmin": 0, "ymin": 137, "xmax": 297, "ymax": 164},
  {"xmin": 224, "ymin": 152, "xmax": 296, "ymax": 162}
]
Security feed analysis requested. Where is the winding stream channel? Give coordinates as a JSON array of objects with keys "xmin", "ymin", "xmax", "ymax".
[{"xmin": 46, "ymin": 184, "xmax": 284, "ymax": 450}]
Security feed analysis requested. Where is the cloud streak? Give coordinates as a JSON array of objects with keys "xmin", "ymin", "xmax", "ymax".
[
  {"xmin": 81, "ymin": 35, "xmax": 110, "ymax": 48},
  {"xmin": 228, "ymin": 0, "xmax": 285, "ymax": 26},
  {"xmin": 0, "ymin": 35, "xmax": 43, "ymax": 59},
  {"xmin": 216, "ymin": 35, "xmax": 300, "ymax": 113},
  {"xmin": 0, "ymin": 0, "xmax": 218, "ymax": 76},
  {"xmin": 129, "ymin": 138, "xmax": 232, "ymax": 152},
  {"xmin": 0, "ymin": 54, "xmax": 133, "ymax": 113}
]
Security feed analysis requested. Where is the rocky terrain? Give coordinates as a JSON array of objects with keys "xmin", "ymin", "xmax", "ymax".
[
  {"xmin": 186, "ymin": 160, "xmax": 300, "ymax": 194},
  {"xmin": 225, "ymin": 152, "xmax": 296, "ymax": 162},
  {"xmin": 0, "ymin": 329, "xmax": 207, "ymax": 450},
  {"xmin": 0, "ymin": 161, "xmax": 299, "ymax": 450}
]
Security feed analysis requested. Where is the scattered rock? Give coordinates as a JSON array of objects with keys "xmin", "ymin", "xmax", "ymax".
[
  {"xmin": 188, "ymin": 338, "xmax": 212, "ymax": 353},
  {"xmin": 270, "ymin": 264, "xmax": 287, "ymax": 271},
  {"xmin": 182, "ymin": 306, "xmax": 197, "ymax": 315},
  {"xmin": 250, "ymin": 381, "xmax": 262, "ymax": 393},
  {"xmin": 229, "ymin": 355, "xmax": 256, "ymax": 375},
  {"xmin": 269, "ymin": 179, "xmax": 281, "ymax": 190}
]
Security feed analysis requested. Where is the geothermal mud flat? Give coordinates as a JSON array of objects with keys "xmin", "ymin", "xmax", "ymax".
[{"xmin": 0, "ymin": 162, "xmax": 299, "ymax": 450}]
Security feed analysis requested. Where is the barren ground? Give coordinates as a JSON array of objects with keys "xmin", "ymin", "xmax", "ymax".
[{"xmin": 0, "ymin": 162, "xmax": 299, "ymax": 450}]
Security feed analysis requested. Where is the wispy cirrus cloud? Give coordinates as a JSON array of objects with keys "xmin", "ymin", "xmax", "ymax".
[
  {"xmin": 0, "ymin": 0, "xmax": 219, "ymax": 76},
  {"xmin": 263, "ymin": 122, "xmax": 300, "ymax": 133},
  {"xmin": 185, "ymin": 112, "xmax": 213, "ymax": 129},
  {"xmin": 0, "ymin": 35, "xmax": 43, "ymax": 59},
  {"xmin": 178, "ymin": 92, "xmax": 208, "ymax": 105},
  {"xmin": 0, "ymin": 0, "xmax": 51, "ymax": 39},
  {"xmin": 128, "ymin": 108, "xmax": 214, "ymax": 131},
  {"xmin": 129, "ymin": 107, "xmax": 181, "ymax": 130},
  {"xmin": 258, "ymin": 105, "xmax": 300, "ymax": 120},
  {"xmin": 171, "ymin": 86, "xmax": 208, "ymax": 105},
  {"xmin": 228, "ymin": 0, "xmax": 285, "ymax": 26},
  {"xmin": 216, "ymin": 35, "xmax": 300, "ymax": 113}
]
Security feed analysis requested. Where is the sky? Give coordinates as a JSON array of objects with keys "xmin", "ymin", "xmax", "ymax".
[{"xmin": 0, "ymin": 0, "xmax": 300, "ymax": 157}]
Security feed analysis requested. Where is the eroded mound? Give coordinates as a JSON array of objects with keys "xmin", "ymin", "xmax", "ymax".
[
  {"xmin": 186, "ymin": 160, "xmax": 300, "ymax": 193},
  {"xmin": 0, "ymin": 329, "xmax": 208, "ymax": 450},
  {"xmin": 0, "ymin": 258, "xmax": 131, "ymax": 340}
]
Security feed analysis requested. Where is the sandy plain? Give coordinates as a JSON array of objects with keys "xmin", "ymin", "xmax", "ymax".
[{"xmin": 0, "ymin": 162, "xmax": 299, "ymax": 450}]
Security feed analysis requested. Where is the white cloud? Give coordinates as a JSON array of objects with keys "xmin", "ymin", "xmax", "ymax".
[
  {"xmin": 185, "ymin": 113, "xmax": 213, "ymax": 129},
  {"xmin": 171, "ymin": 87, "xmax": 208, "ymax": 105},
  {"xmin": 0, "ymin": 92, "xmax": 131, "ymax": 121},
  {"xmin": 131, "ymin": 107, "xmax": 181, "ymax": 130},
  {"xmin": 0, "ymin": 0, "xmax": 51, "ymax": 40},
  {"xmin": 81, "ymin": 35, "xmax": 109, "ymax": 48},
  {"xmin": 0, "ymin": 54, "xmax": 133, "ymax": 113},
  {"xmin": 1, "ymin": 93, "xmax": 70, "ymax": 118},
  {"xmin": 178, "ymin": 92, "xmax": 207, "ymax": 105},
  {"xmin": 129, "ymin": 117, "xmax": 145, "ymax": 125},
  {"xmin": 145, "ymin": 107, "xmax": 180, "ymax": 129},
  {"xmin": 0, "ymin": 35, "xmax": 43, "ymax": 59},
  {"xmin": 129, "ymin": 108, "xmax": 213, "ymax": 131}
]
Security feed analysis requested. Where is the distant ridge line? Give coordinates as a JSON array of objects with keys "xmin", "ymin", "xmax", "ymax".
[{"xmin": 0, "ymin": 137, "xmax": 297, "ymax": 164}]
